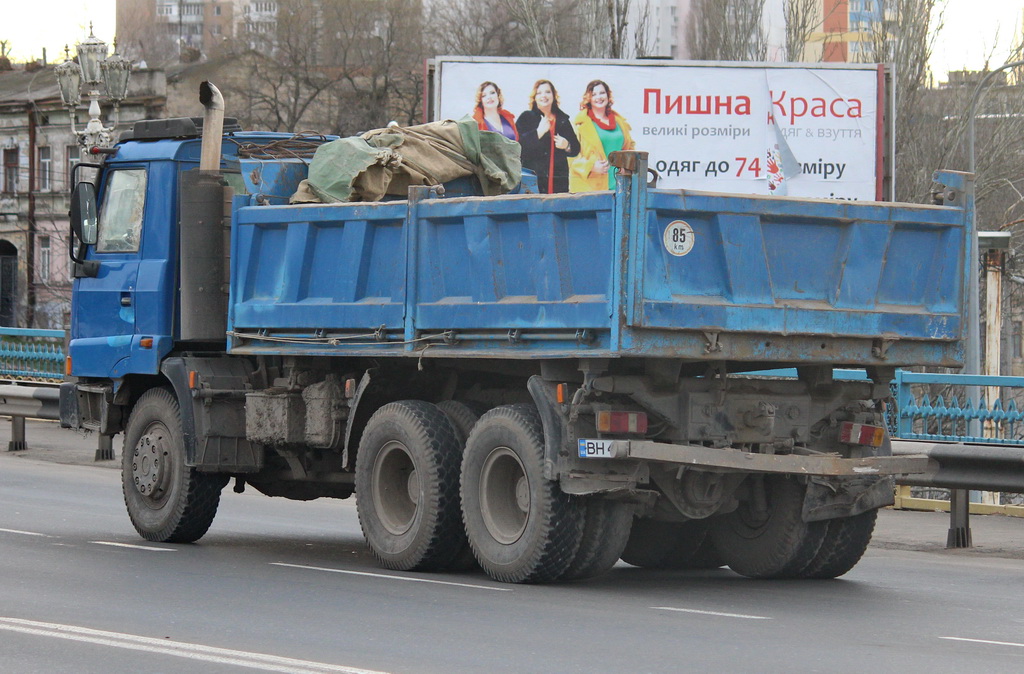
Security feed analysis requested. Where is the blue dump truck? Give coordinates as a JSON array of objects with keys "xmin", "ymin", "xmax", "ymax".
[{"xmin": 60, "ymin": 85, "xmax": 968, "ymax": 583}]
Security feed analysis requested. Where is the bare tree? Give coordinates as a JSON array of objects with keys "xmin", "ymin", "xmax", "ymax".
[
  {"xmin": 217, "ymin": 0, "xmax": 425, "ymax": 135},
  {"xmin": 424, "ymin": 0, "xmax": 525, "ymax": 56},
  {"xmin": 686, "ymin": 0, "xmax": 768, "ymax": 61},
  {"xmin": 784, "ymin": 0, "xmax": 821, "ymax": 61},
  {"xmin": 0, "ymin": 40, "xmax": 11, "ymax": 70},
  {"xmin": 115, "ymin": 0, "xmax": 180, "ymax": 67},
  {"xmin": 851, "ymin": 0, "xmax": 945, "ymax": 204},
  {"xmin": 500, "ymin": 0, "xmax": 653, "ymax": 59},
  {"xmin": 503, "ymin": 0, "xmax": 560, "ymax": 57},
  {"xmin": 220, "ymin": 0, "xmax": 338, "ymax": 132}
]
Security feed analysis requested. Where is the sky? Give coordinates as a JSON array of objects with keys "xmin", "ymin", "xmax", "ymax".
[{"xmin": 1, "ymin": 0, "xmax": 1021, "ymax": 78}]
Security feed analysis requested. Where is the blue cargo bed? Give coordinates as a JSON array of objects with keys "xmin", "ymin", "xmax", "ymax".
[{"xmin": 227, "ymin": 158, "xmax": 969, "ymax": 368}]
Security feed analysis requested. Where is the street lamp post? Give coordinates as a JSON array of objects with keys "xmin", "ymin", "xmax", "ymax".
[{"xmin": 54, "ymin": 24, "xmax": 132, "ymax": 155}]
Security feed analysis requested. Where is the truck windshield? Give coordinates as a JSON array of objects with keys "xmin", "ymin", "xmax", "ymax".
[{"xmin": 96, "ymin": 169, "xmax": 147, "ymax": 253}]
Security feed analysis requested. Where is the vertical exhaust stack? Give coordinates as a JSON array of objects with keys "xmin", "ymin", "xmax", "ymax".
[
  {"xmin": 199, "ymin": 80, "xmax": 225, "ymax": 172},
  {"xmin": 180, "ymin": 81, "xmax": 229, "ymax": 342}
]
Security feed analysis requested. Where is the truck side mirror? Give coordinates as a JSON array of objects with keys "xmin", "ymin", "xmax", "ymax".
[{"xmin": 70, "ymin": 182, "xmax": 99, "ymax": 246}]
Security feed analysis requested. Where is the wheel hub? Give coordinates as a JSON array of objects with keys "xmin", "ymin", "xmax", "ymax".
[
  {"xmin": 480, "ymin": 446, "xmax": 530, "ymax": 545},
  {"xmin": 371, "ymin": 441, "xmax": 419, "ymax": 536},
  {"xmin": 132, "ymin": 423, "xmax": 170, "ymax": 501},
  {"xmin": 515, "ymin": 476, "xmax": 529, "ymax": 513}
]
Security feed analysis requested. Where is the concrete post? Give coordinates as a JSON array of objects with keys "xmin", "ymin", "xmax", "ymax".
[
  {"xmin": 8, "ymin": 416, "xmax": 26, "ymax": 451},
  {"xmin": 95, "ymin": 434, "xmax": 114, "ymax": 461},
  {"xmin": 982, "ymin": 249, "xmax": 1004, "ymax": 505}
]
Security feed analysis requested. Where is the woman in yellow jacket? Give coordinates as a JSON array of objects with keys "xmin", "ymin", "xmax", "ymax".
[{"xmin": 570, "ymin": 80, "xmax": 635, "ymax": 193}]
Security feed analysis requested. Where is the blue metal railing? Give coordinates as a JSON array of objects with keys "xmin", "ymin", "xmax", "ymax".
[
  {"xmin": 0, "ymin": 328, "xmax": 65, "ymax": 382},
  {"xmin": 895, "ymin": 371, "xmax": 1024, "ymax": 445}
]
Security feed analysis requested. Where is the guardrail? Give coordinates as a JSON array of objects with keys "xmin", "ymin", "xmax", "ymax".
[{"xmin": 889, "ymin": 371, "xmax": 1024, "ymax": 547}]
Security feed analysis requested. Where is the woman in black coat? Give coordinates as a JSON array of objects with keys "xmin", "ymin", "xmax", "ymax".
[{"xmin": 515, "ymin": 80, "xmax": 580, "ymax": 194}]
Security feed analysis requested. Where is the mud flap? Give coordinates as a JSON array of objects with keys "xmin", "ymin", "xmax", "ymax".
[
  {"xmin": 802, "ymin": 476, "xmax": 895, "ymax": 522},
  {"xmin": 161, "ymin": 356, "xmax": 261, "ymax": 472}
]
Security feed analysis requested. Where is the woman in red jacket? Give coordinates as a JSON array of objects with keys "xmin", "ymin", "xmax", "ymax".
[
  {"xmin": 472, "ymin": 81, "xmax": 519, "ymax": 141},
  {"xmin": 515, "ymin": 79, "xmax": 580, "ymax": 194}
]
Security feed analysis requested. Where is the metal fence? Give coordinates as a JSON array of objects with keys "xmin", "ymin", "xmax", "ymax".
[
  {"xmin": 0, "ymin": 327, "xmax": 64, "ymax": 382},
  {"xmin": 895, "ymin": 371, "xmax": 1024, "ymax": 445}
]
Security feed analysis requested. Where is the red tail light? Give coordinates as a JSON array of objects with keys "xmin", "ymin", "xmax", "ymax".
[
  {"xmin": 839, "ymin": 422, "xmax": 885, "ymax": 447},
  {"xmin": 596, "ymin": 411, "xmax": 648, "ymax": 434}
]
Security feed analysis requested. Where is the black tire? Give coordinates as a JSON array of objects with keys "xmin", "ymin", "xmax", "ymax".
[
  {"xmin": 436, "ymin": 400, "xmax": 487, "ymax": 571},
  {"xmin": 355, "ymin": 400, "xmax": 466, "ymax": 572},
  {"xmin": 710, "ymin": 476, "xmax": 827, "ymax": 579},
  {"xmin": 461, "ymin": 404, "xmax": 584, "ymax": 584},
  {"xmin": 620, "ymin": 518, "xmax": 723, "ymax": 570},
  {"xmin": 560, "ymin": 497, "xmax": 634, "ymax": 581},
  {"xmin": 797, "ymin": 509, "xmax": 878, "ymax": 579},
  {"xmin": 122, "ymin": 387, "xmax": 224, "ymax": 543},
  {"xmin": 437, "ymin": 400, "xmax": 486, "ymax": 443}
]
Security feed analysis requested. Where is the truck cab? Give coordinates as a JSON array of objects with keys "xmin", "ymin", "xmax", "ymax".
[{"xmin": 61, "ymin": 117, "xmax": 326, "ymax": 432}]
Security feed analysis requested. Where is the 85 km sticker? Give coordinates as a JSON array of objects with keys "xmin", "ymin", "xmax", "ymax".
[{"xmin": 663, "ymin": 220, "xmax": 695, "ymax": 257}]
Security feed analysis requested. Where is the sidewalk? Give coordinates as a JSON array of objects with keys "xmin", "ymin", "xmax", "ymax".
[
  {"xmin": 4, "ymin": 419, "xmax": 1023, "ymax": 559},
  {"xmin": 874, "ymin": 508, "xmax": 1024, "ymax": 560}
]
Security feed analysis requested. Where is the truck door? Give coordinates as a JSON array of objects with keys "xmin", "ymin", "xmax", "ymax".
[{"xmin": 70, "ymin": 167, "xmax": 147, "ymax": 377}]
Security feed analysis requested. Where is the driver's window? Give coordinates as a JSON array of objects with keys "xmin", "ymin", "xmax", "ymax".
[{"xmin": 96, "ymin": 169, "xmax": 147, "ymax": 253}]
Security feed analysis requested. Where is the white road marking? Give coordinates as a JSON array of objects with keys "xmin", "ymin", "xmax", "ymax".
[
  {"xmin": 271, "ymin": 562, "xmax": 512, "ymax": 592},
  {"xmin": 651, "ymin": 606, "xmax": 772, "ymax": 620},
  {"xmin": 0, "ymin": 527, "xmax": 52, "ymax": 538},
  {"xmin": 0, "ymin": 617, "xmax": 388, "ymax": 674},
  {"xmin": 940, "ymin": 636, "xmax": 1024, "ymax": 649},
  {"xmin": 90, "ymin": 541, "xmax": 177, "ymax": 552}
]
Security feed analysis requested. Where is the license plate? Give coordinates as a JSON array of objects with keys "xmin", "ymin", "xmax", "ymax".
[{"xmin": 578, "ymin": 438, "xmax": 615, "ymax": 458}]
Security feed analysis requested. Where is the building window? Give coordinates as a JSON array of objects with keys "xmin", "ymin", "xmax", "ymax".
[
  {"xmin": 3, "ymin": 148, "xmax": 18, "ymax": 193},
  {"xmin": 66, "ymin": 145, "xmax": 80, "ymax": 189},
  {"xmin": 1014, "ymin": 322, "xmax": 1023, "ymax": 359},
  {"xmin": 39, "ymin": 235, "xmax": 50, "ymax": 282},
  {"xmin": 214, "ymin": 4, "xmax": 222, "ymax": 16},
  {"xmin": 37, "ymin": 147, "xmax": 51, "ymax": 192}
]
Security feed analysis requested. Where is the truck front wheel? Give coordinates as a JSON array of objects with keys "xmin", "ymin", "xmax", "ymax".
[
  {"xmin": 122, "ymin": 388, "xmax": 225, "ymax": 543},
  {"xmin": 355, "ymin": 400, "xmax": 466, "ymax": 571},
  {"xmin": 461, "ymin": 405, "xmax": 583, "ymax": 583}
]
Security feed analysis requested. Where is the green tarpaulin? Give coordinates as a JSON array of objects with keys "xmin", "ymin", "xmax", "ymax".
[{"xmin": 293, "ymin": 118, "xmax": 522, "ymax": 203}]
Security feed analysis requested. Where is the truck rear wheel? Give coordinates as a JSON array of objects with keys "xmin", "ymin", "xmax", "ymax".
[
  {"xmin": 355, "ymin": 400, "xmax": 466, "ymax": 571},
  {"xmin": 796, "ymin": 509, "xmax": 878, "ymax": 579},
  {"xmin": 710, "ymin": 476, "xmax": 826, "ymax": 579},
  {"xmin": 560, "ymin": 497, "xmax": 633, "ymax": 581},
  {"xmin": 436, "ymin": 400, "xmax": 487, "ymax": 571},
  {"xmin": 122, "ymin": 388, "xmax": 225, "ymax": 543},
  {"xmin": 620, "ymin": 518, "xmax": 723, "ymax": 570},
  {"xmin": 461, "ymin": 405, "xmax": 583, "ymax": 583}
]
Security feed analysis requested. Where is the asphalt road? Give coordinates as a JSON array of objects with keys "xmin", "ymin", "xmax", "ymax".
[{"xmin": 2, "ymin": 423, "xmax": 1024, "ymax": 673}]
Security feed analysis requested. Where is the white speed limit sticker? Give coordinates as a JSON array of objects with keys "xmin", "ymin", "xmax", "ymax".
[{"xmin": 663, "ymin": 220, "xmax": 695, "ymax": 257}]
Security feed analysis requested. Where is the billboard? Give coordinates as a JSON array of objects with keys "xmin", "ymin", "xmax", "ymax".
[{"xmin": 433, "ymin": 57, "xmax": 886, "ymax": 200}]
